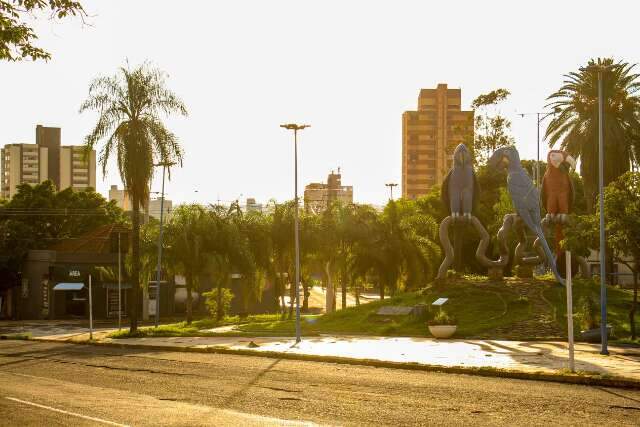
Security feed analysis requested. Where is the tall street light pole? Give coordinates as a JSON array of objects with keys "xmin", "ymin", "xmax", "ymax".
[
  {"xmin": 584, "ymin": 63, "xmax": 615, "ymax": 355},
  {"xmin": 280, "ymin": 123, "xmax": 310, "ymax": 344},
  {"xmin": 153, "ymin": 161, "xmax": 176, "ymax": 328},
  {"xmin": 385, "ymin": 183, "xmax": 398, "ymax": 201},
  {"xmin": 519, "ymin": 108, "xmax": 559, "ymax": 187}
]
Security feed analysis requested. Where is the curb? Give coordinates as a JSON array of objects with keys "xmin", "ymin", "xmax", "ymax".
[{"xmin": 24, "ymin": 336, "xmax": 640, "ymax": 390}]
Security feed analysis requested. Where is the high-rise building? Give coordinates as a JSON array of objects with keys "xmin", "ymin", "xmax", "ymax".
[
  {"xmin": 148, "ymin": 197, "xmax": 172, "ymax": 220},
  {"xmin": 109, "ymin": 185, "xmax": 172, "ymax": 221},
  {"xmin": 401, "ymin": 84, "xmax": 474, "ymax": 199},
  {"xmin": 1, "ymin": 125, "xmax": 96, "ymax": 198},
  {"xmin": 109, "ymin": 185, "xmax": 133, "ymax": 211},
  {"xmin": 304, "ymin": 169, "xmax": 353, "ymax": 213}
]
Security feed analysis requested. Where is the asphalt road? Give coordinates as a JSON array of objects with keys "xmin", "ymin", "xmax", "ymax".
[{"xmin": 0, "ymin": 340, "xmax": 639, "ymax": 426}]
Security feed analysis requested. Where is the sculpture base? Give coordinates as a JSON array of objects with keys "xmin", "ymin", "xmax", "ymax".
[
  {"xmin": 515, "ymin": 265, "xmax": 533, "ymax": 278},
  {"xmin": 487, "ymin": 266, "xmax": 504, "ymax": 280}
]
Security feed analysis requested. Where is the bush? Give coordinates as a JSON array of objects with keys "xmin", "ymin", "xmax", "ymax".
[
  {"xmin": 428, "ymin": 309, "xmax": 457, "ymax": 326},
  {"xmin": 575, "ymin": 295, "xmax": 599, "ymax": 331},
  {"xmin": 202, "ymin": 288, "xmax": 234, "ymax": 319}
]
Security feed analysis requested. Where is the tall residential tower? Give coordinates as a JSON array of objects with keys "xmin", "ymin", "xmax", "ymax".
[
  {"xmin": 1, "ymin": 125, "xmax": 96, "ymax": 198},
  {"xmin": 401, "ymin": 84, "xmax": 474, "ymax": 199}
]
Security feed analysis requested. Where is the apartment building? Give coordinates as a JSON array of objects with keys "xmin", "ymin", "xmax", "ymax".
[
  {"xmin": 401, "ymin": 84, "xmax": 474, "ymax": 199},
  {"xmin": 304, "ymin": 169, "xmax": 353, "ymax": 213},
  {"xmin": 1, "ymin": 125, "xmax": 96, "ymax": 198},
  {"xmin": 109, "ymin": 185, "xmax": 133, "ymax": 211},
  {"xmin": 109, "ymin": 185, "xmax": 173, "ymax": 221}
]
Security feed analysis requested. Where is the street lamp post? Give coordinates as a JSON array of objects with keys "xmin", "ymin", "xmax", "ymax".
[
  {"xmin": 385, "ymin": 183, "xmax": 398, "ymax": 201},
  {"xmin": 280, "ymin": 123, "xmax": 310, "ymax": 344},
  {"xmin": 519, "ymin": 109, "xmax": 560, "ymax": 187},
  {"xmin": 584, "ymin": 63, "xmax": 615, "ymax": 355},
  {"xmin": 153, "ymin": 161, "xmax": 176, "ymax": 328}
]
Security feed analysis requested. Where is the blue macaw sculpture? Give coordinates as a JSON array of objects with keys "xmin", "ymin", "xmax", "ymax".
[
  {"xmin": 488, "ymin": 146, "xmax": 565, "ymax": 285},
  {"xmin": 442, "ymin": 144, "xmax": 478, "ymax": 221}
]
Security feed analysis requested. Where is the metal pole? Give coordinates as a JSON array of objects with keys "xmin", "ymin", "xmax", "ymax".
[
  {"xmin": 155, "ymin": 165, "xmax": 167, "ymax": 328},
  {"xmin": 597, "ymin": 70, "xmax": 609, "ymax": 355},
  {"xmin": 536, "ymin": 113, "xmax": 541, "ymax": 188},
  {"xmin": 566, "ymin": 251, "xmax": 575, "ymax": 372},
  {"xmin": 118, "ymin": 232, "xmax": 122, "ymax": 331},
  {"xmin": 294, "ymin": 129, "xmax": 301, "ymax": 343},
  {"xmin": 89, "ymin": 274, "xmax": 93, "ymax": 340}
]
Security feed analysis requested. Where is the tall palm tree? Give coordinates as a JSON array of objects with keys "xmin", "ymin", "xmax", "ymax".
[
  {"xmin": 545, "ymin": 58, "xmax": 640, "ymax": 211},
  {"xmin": 80, "ymin": 63, "xmax": 187, "ymax": 332}
]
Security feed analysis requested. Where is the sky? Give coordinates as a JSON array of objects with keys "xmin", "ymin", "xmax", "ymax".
[{"xmin": 1, "ymin": 0, "xmax": 638, "ymax": 206}]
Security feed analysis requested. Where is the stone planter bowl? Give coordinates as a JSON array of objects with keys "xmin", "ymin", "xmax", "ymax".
[{"xmin": 428, "ymin": 324, "xmax": 457, "ymax": 339}]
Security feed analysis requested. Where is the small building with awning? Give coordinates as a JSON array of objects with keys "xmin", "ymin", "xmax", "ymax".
[{"xmin": 15, "ymin": 223, "xmax": 172, "ymax": 320}]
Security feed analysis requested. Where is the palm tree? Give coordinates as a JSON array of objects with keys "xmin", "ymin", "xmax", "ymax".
[
  {"xmin": 80, "ymin": 63, "xmax": 187, "ymax": 332},
  {"xmin": 350, "ymin": 200, "xmax": 440, "ymax": 299},
  {"xmin": 545, "ymin": 58, "xmax": 640, "ymax": 211},
  {"xmin": 165, "ymin": 204, "xmax": 209, "ymax": 324}
]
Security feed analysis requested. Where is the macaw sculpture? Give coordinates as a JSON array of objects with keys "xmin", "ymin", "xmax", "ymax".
[
  {"xmin": 437, "ymin": 144, "xmax": 509, "ymax": 280},
  {"xmin": 540, "ymin": 150, "xmax": 590, "ymax": 278},
  {"xmin": 488, "ymin": 146, "xmax": 565, "ymax": 285},
  {"xmin": 442, "ymin": 144, "xmax": 479, "ymax": 221},
  {"xmin": 541, "ymin": 150, "xmax": 576, "ymax": 225}
]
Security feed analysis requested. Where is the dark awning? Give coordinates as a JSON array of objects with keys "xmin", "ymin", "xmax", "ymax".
[{"xmin": 54, "ymin": 283, "xmax": 85, "ymax": 291}]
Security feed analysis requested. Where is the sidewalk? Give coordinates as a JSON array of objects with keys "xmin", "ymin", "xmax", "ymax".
[{"xmin": 27, "ymin": 330, "xmax": 640, "ymax": 387}]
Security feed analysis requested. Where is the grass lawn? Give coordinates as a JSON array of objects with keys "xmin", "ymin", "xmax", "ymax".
[
  {"xmin": 109, "ymin": 276, "xmax": 638, "ymax": 342},
  {"xmin": 236, "ymin": 276, "xmax": 637, "ymax": 341}
]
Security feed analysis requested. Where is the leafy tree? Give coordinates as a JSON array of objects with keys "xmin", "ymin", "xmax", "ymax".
[
  {"xmin": 0, "ymin": 0, "xmax": 85, "ymax": 61},
  {"xmin": 563, "ymin": 172, "xmax": 640, "ymax": 339},
  {"xmin": 546, "ymin": 58, "xmax": 640, "ymax": 212},
  {"xmin": 471, "ymin": 89, "xmax": 515, "ymax": 164},
  {"xmin": 81, "ymin": 62, "xmax": 187, "ymax": 332},
  {"xmin": 0, "ymin": 181, "xmax": 123, "ymax": 267}
]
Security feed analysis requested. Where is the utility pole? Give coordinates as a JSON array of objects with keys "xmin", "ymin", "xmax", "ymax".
[
  {"xmin": 385, "ymin": 183, "xmax": 398, "ymax": 201},
  {"xmin": 153, "ymin": 161, "xmax": 176, "ymax": 328},
  {"xmin": 280, "ymin": 123, "xmax": 310, "ymax": 344}
]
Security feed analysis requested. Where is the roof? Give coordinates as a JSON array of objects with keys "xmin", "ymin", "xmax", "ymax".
[{"xmin": 49, "ymin": 223, "xmax": 131, "ymax": 254}]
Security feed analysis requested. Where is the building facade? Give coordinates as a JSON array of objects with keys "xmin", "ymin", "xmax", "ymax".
[
  {"xmin": 401, "ymin": 84, "xmax": 474, "ymax": 199},
  {"xmin": 1, "ymin": 125, "xmax": 96, "ymax": 198},
  {"xmin": 304, "ymin": 170, "xmax": 353, "ymax": 213},
  {"xmin": 109, "ymin": 185, "xmax": 133, "ymax": 211},
  {"xmin": 148, "ymin": 197, "xmax": 172, "ymax": 220}
]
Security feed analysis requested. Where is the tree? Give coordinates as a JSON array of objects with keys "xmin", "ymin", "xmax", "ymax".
[
  {"xmin": 269, "ymin": 201, "xmax": 295, "ymax": 315},
  {"xmin": 164, "ymin": 204, "xmax": 209, "ymax": 324},
  {"xmin": 0, "ymin": 181, "xmax": 123, "ymax": 268},
  {"xmin": 350, "ymin": 200, "xmax": 440, "ymax": 299},
  {"xmin": 1, "ymin": 0, "xmax": 85, "ymax": 61},
  {"xmin": 564, "ymin": 172, "xmax": 640, "ymax": 340},
  {"xmin": 546, "ymin": 58, "xmax": 640, "ymax": 212},
  {"xmin": 81, "ymin": 63, "xmax": 187, "ymax": 332},
  {"xmin": 471, "ymin": 89, "xmax": 515, "ymax": 164}
]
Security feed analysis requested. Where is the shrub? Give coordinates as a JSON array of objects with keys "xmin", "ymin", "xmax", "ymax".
[
  {"xmin": 575, "ymin": 295, "xmax": 599, "ymax": 331},
  {"xmin": 202, "ymin": 288, "xmax": 234, "ymax": 319},
  {"xmin": 428, "ymin": 309, "xmax": 457, "ymax": 326}
]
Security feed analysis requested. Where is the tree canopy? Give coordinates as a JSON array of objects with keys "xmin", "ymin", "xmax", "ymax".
[{"xmin": 0, "ymin": 0, "xmax": 85, "ymax": 61}]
